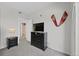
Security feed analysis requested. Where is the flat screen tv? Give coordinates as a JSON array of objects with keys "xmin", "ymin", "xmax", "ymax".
[{"xmin": 33, "ymin": 22, "xmax": 44, "ymax": 32}]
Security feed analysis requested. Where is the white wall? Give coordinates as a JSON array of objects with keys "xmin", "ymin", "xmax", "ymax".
[
  {"xmin": 0, "ymin": 9, "xmax": 1, "ymax": 48},
  {"xmin": 74, "ymin": 2, "xmax": 79, "ymax": 56},
  {"xmin": 71, "ymin": 3, "xmax": 76, "ymax": 56},
  {"xmin": 29, "ymin": 3, "xmax": 73, "ymax": 55}
]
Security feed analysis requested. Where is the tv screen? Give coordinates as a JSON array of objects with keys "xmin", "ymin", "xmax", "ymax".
[{"xmin": 33, "ymin": 22, "xmax": 44, "ymax": 31}]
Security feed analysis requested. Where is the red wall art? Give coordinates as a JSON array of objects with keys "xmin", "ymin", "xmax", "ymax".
[{"xmin": 51, "ymin": 11, "xmax": 68, "ymax": 27}]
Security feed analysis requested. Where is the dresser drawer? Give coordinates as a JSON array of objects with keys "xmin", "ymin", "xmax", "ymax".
[{"xmin": 31, "ymin": 32, "xmax": 47, "ymax": 51}]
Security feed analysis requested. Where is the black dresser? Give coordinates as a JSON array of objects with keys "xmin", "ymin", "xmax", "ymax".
[
  {"xmin": 31, "ymin": 32, "xmax": 47, "ymax": 50},
  {"xmin": 7, "ymin": 37, "xmax": 18, "ymax": 49}
]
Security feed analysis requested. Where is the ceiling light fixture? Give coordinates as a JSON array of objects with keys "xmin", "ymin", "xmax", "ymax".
[{"xmin": 18, "ymin": 11, "xmax": 22, "ymax": 14}]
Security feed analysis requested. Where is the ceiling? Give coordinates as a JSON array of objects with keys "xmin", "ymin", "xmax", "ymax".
[
  {"xmin": 0, "ymin": 2, "xmax": 53, "ymax": 16},
  {"xmin": 0, "ymin": 2, "xmax": 73, "ymax": 18}
]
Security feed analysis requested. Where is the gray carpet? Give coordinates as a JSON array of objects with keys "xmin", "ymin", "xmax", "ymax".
[{"xmin": 0, "ymin": 39, "xmax": 66, "ymax": 56}]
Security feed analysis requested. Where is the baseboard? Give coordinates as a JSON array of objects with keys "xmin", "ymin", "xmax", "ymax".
[{"xmin": 49, "ymin": 47, "xmax": 70, "ymax": 56}]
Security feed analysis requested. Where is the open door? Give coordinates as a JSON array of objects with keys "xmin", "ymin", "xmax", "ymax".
[{"xmin": 21, "ymin": 23, "xmax": 26, "ymax": 40}]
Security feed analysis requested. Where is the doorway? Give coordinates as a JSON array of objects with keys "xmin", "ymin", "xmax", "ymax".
[{"xmin": 21, "ymin": 23, "xmax": 26, "ymax": 40}]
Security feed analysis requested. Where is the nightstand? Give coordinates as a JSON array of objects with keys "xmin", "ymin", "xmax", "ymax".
[{"xmin": 7, "ymin": 37, "xmax": 18, "ymax": 49}]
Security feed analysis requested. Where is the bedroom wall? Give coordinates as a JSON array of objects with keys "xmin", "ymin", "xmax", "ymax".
[
  {"xmin": 71, "ymin": 3, "xmax": 76, "ymax": 56},
  {"xmin": 75, "ymin": 2, "xmax": 79, "ymax": 56},
  {"xmin": 29, "ymin": 3, "xmax": 73, "ymax": 55},
  {"xmin": 0, "ymin": 9, "xmax": 1, "ymax": 48}
]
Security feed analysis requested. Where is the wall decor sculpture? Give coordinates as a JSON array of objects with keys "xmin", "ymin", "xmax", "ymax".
[{"xmin": 51, "ymin": 11, "xmax": 68, "ymax": 27}]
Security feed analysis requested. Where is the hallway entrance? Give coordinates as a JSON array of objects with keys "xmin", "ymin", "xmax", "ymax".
[{"xmin": 21, "ymin": 23, "xmax": 26, "ymax": 40}]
